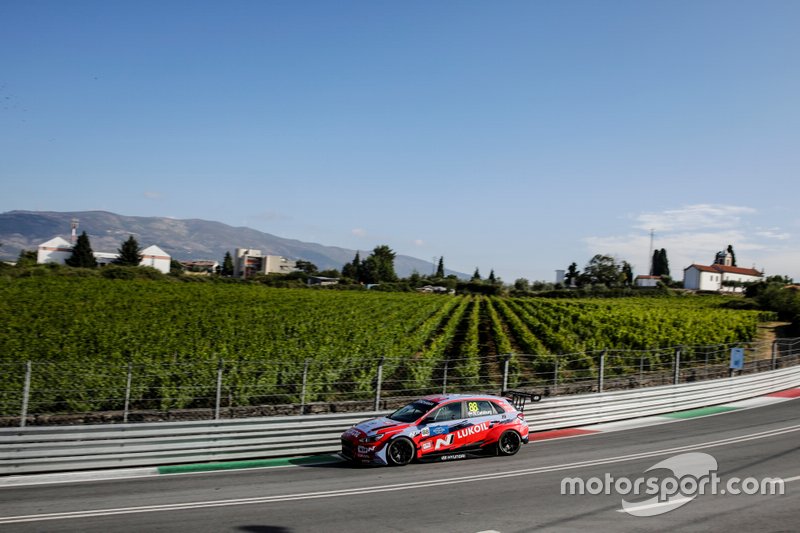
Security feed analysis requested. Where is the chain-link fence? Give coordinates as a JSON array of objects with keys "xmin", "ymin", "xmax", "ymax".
[{"xmin": 2, "ymin": 337, "xmax": 799, "ymax": 426}]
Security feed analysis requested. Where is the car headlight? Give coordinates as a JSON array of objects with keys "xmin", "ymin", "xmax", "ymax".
[{"xmin": 362, "ymin": 433, "xmax": 384, "ymax": 443}]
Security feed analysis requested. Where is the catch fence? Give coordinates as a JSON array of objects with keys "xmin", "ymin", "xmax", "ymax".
[{"xmin": 2, "ymin": 337, "xmax": 799, "ymax": 426}]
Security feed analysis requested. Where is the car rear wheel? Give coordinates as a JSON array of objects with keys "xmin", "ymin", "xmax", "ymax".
[
  {"xmin": 386, "ymin": 437, "xmax": 415, "ymax": 466},
  {"xmin": 496, "ymin": 430, "xmax": 522, "ymax": 456}
]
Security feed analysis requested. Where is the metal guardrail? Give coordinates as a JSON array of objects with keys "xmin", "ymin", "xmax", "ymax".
[{"xmin": 2, "ymin": 365, "xmax": 799, "ymax": 475}]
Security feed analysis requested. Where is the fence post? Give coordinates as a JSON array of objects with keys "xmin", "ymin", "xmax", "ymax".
[
  {"xmin": 442, "ymin": 359, "xmax": 449, "ymax": 395},
  {"xmin": 639, "ymin": 353, "xmax": 644, "ymax": 384},
  {"xmin": 598, "ymin": 351, "xmax": 605, "ymax": 393},
  {"xmin": 374, "ymin": 357, "xmax": 384, "ymax": 411},
  {"xmin": 674, "ymin": 349, "xmax": 681, "ymax": 385},
  {"xmin": 215, "ymin": 360, "xmax": 224, "ymax": 420},
  {"xmin": 771, "ymin": 340, "xmax": 778, "ymax": 370},
  {"xmin": 553, "ymin": 357, "xmax": 559, "ymax": 394},
  {"xmin": 123, "ymin": 361, "xmax": 133, "ymax": 424},
  {"xmin": 20, "ymin": 361, "xmax": 32, "ymax": 428},
  {"xmin": 501, "ymin": 354, "xmax": 510, "ymax": 393},
  {"xmin": 300, "ymin": 358, "xmax": 310, "ymax": 415}
]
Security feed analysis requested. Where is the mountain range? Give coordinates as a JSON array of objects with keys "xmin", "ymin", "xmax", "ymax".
[{"xmin": 0, "ymin": 210, "xmax": 465, "ymax": 278}]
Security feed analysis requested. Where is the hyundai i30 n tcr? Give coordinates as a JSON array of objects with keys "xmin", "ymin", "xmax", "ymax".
[{"xmin": 340, "ymin": 393, "xmax": 533, "ymax": 466}]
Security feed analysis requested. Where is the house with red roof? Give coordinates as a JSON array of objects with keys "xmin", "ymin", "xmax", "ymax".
[{"xmin": 683, "ymin": 262, "xmax": 763, "ymax": 293}]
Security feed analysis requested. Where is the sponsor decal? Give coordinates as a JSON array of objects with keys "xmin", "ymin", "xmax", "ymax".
[
  {"xmin": 434, "ymin": 434, "xmax": 454, "ymax": 450},
  {"xmin": 409, "ymin": 430, "xmax": 420, "ymax": 438},
  {"xmin": 466, "ymin": 401, "xmax": 493, "ymax": 417},
  {"xmin": 422, "ymin": 442, "xmax": 433, "ymax": 450},
  {"xmin": 357, "ymin": 446, "xmax": 375, "ymax": 454},
  {"xmin": 421, "ymin": 427, "xmax": 430, "ymax": 437},
  {"xmin": 441, "ymin": 453, "xmax": 466, "ymax": 461},
  {"xmin": 430, "ymin": 425, "xmax": 448, "ymax": 436},
  {"xmin": 418, "ymin": 399, "xmax": 436, "ymax": 406},
  {"xmin": 456, "ymin": 421, "xmax": 489, "ymax": 440}
]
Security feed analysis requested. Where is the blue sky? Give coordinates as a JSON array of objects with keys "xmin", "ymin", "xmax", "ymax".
[{"xmin": 2, "ymin": 1, "xmax": 798, "ymax": 281}]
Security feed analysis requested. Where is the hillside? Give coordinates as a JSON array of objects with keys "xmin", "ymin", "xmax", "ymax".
[{"xmin": 0, "ymin": 210, "xmax": 464, "ymax": 278}]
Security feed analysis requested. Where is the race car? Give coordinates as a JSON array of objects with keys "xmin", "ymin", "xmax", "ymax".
[{"xmin": 340, "ymin": 392, "xmax": 538, "ymax": 466}]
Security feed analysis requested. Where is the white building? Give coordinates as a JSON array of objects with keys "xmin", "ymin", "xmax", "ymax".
[
  {"xmin": 37, "ymin": 237, "xmax": 73, "ymax": 265},
  {"xmin": 37, "ymin": 237, "xmax": 172, "ymax": 274},
  {"xmin": 234, "ymin": 248, "xmax": 297, "ymax": 278},
  {"xmin": 683, "ymin": 264, "xmax": 763, "ymax": 292},
  {"xmin": 634, "ymin": 275, "xmax": 661, "ymax": 288},
  {"xmin": 139, "ymin": 245, "xmax": 171, "ymax": 273}
]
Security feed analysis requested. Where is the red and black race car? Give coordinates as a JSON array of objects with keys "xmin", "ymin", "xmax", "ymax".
[{"xmin": 340, "ymin": 392, "xmax": 538, "ymax": 466}]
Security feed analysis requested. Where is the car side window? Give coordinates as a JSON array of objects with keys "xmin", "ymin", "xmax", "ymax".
[
  {"xmin": 465, "ymin": 400, "xmax": 496, "ymax": 418},
  {"xmin": 430, "ymin": 402, "xmax": 463, "ymax": 422}
]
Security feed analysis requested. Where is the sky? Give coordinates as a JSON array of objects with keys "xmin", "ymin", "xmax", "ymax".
[{"xmin": 2, "ymin": 0, "xmax": 799, "ymax": 282}]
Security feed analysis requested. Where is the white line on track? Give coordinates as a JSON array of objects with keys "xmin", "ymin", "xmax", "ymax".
[{"xmin": 1, "ymin": 423, "xmax": 799, "ymax": 525}]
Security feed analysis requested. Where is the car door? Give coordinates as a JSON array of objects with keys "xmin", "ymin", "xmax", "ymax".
[
  {"xmin": 454, "ymin": 400, "xmax": 498, "ymax": 449},
  {"xmin": 415, "ymin": 401, "xmax": 464, "ymax": 456}
]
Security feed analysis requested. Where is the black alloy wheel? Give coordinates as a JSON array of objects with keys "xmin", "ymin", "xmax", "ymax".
[
  {"xmin": 386, "ymin": 437, "xmax": 415, "ymax": 466},
  {"xmin": 497, "ymin": 430, "xmax": 522, "ymax": 456}
]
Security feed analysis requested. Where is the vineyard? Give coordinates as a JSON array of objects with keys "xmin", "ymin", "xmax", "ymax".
[{"xmin": 0, "ymin": 277, "xmax": 777, "ymax": 418}]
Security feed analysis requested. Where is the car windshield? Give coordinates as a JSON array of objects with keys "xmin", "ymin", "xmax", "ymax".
[{"xmin": 387, "ymin": 400, "xmax": 437, "ymax": 423}]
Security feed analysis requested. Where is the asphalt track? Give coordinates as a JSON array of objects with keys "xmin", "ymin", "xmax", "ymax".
[{"xmin": 1, "ymin": 398, "xmax": 798, "ymax": 533}]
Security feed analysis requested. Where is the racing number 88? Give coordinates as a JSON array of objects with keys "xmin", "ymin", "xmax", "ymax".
[{"xmin": 468, "ymin": 401, "xmax": 479, "ymax": 413}]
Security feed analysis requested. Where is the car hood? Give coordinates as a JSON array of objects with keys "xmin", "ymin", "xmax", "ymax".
[{"xmin": 347, "ymin": 417, "xmax": 409, "ymax": 438}]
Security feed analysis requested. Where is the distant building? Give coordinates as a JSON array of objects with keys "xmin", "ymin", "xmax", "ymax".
[
  {"xmin": 683, "ymin": 264, "xmax": 763, "ymax": 292},
  {"xmin": 307, "ymin": 275, "xmax": 339, "ymax": 286},
  {"xmin": 634, "ymin": 275, "xmax": 661, "ymax": 288},
  {"xmin": 37, "ymin": 237, "xmax": 73, "ymax": 265},
  {"xmin": 234, "ymin": 248, "xmax": 297, "ymax": 278},
  {"xmin": 36, "ymin": 237, "xmax": 172, "ymax": 274},
  {"xmin": 417, "ymin": 285, "xmax": 455, "ymax": 295},
  {"xmin": 180, "ymin": 260, "xmax": 220, "ymax": 274}
]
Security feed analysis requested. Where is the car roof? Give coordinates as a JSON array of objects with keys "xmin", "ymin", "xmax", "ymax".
[{"xmin": 418, "ymin": 393, "xmax": 505, "ymax": 404}]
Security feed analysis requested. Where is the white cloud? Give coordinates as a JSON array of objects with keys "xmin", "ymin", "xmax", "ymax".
[
  {"xmin": 143, "ymin": 191, "xmax": 162, "ymax": 200},
  {"xmin": 755, "ymin": 228, "xmax": 791, "ymax": 240},
  {"xmin": 351, "ymin": 228, "xmax": 368, "ymax": 238},
  {"xmin": 633, "ymin": 204, "xmax": 756, "ymax": 232},
  {"xmin": 413, "ymin": 239, "xmax": 425, "ymax": 247}
]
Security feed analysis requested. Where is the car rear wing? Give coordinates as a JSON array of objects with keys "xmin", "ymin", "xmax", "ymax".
[{"xmin": 502, "ymin": 390, "xmax": 542, "ymax": 411}]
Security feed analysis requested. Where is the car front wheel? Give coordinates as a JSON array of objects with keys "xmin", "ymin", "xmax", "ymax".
[
  {"xmin": 496, "ymin": 430, "xmax": 522, "ymax": 456},
  {"xmin": 386, "ymin": 437, "xmax": 415, "ymax": 466}
]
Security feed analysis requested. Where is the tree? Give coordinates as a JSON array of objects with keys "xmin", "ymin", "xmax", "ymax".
[
  {"xmin": 727, "ymin": 244, "xmax": 737, "ymax": 267},
  {"xmin": 564, "ymin": 262, "xmax": 579, "ymax": 287},
  {"xmin": 341, "ymin": 251, "xmax": 361, "ymax": 280},
  {"xmin": 471, "ymin": 268, "xmax": 481, "ymax": 282},
  {"xmin": 436, "ymin": 257, "xmax": 445, "ymax": 278},
  {"xmin": 488, "ymin": 269, "xmax": 498, "ymax": 285},
  {"xmin": 169, "ymin": 259, "xmax": 184, "ymax": 275},
  {"xmin": 16, "ymin": 249, "xmax": 37, "ymax": 267},
  {"xmin": 581, "ymin": 254, "xmax": 625, "ymax": 287},
  {"xmin": 514, "ymin": 278, "xmax": 531, "ymax": 292},
  {"xmin": 652, "ymin": 248, "xmax": 670, "ymax": 277},
  {"xmin": 221, "ymin": 251, "xmax": 234, "ymax": 276},
  {"xmin": 295, "ymin": 260, "xmax": 318, "ymax": 274},
  {"xmin": 115, "ymin": 235, "xmax": 142, "ymax": 266},
  {"xmin": 361, "ymin": 245, "xmax": 397, "ymax": 283},
  {"xmin": 65, "ymin": 231, "xmax": 97, "ymax": 268},
  {"xmin": 621, "ymin": 261, "xmax": 634, "ymax": 286},
  {"xmin": 658, "ymin": 249, "xmax": 669, "ymax": 277}
]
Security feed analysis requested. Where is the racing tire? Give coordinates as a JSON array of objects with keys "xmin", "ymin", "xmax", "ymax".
[
  {"xmin": 386, "ymin": 437, "xmax": 415, "ymax": 466},
  {"xmin": 496, "ymin": 430, "xmax": 522, "ymax": 456}
]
